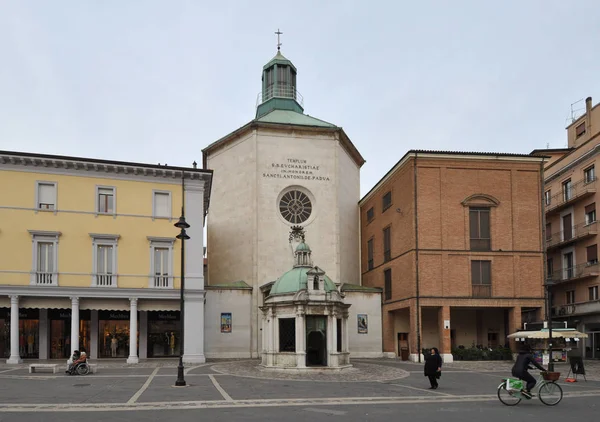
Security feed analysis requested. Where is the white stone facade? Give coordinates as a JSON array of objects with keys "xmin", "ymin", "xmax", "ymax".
[{"xmin": 205, "ymin": 126, "xmax": 363, "ymax": 357}]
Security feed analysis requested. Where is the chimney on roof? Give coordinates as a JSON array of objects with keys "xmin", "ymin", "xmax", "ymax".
[
  {"xmin": 193, "ymin": 161, "xmax": 197, "ymax": 169},
  {"xmin": 586, "ymin": 97, "xmax": 593, "ymax": 134}
]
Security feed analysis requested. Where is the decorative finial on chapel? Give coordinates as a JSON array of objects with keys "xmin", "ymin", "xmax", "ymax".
[
  {"xmin": 275, "ymin": 28, "xmax": 283, "ymax": 51},
  {"xmin": 289, "ymin": 225, "xmax": 305, "ymax": 244}
]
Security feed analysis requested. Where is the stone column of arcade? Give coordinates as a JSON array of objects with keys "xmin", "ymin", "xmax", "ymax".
[
  {"xmin": 438, "ymin": 305, "xmax": 452, "ymax": 362},
  {"xmin": 7, "ymin": 295, "xmax": 22, "ymax": 364},
  {"xmin": 295, "ymin": 308, "xmax": 306, "ymax": 368},
  {"xmin": 70, "ymin": 297, "xmax": 80, "ymax": 355},
  {"xmin": 127, "ymin": 298, "xmax": 139, "ymax": 364}
]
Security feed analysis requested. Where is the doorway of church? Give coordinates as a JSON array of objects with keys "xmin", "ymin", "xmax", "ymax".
[{"xmin": 306, "ymin": 316, "xmax": 327, "ymax": 366}]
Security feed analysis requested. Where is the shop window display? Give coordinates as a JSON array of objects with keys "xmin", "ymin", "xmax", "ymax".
[
  {"xmin": 147, "ymin": 311, "xmax": 181, "ymax": 357},
  {"xmin": 0, "ymin": 309, "xmax": 40, "ymax": 358},
  {"xmin": 98, "ymin": 311, "xmax": 138, "ymax": 358},
  {"xmin": 49, "ymin": 310, "xmax": 91, "ymax": 359}
]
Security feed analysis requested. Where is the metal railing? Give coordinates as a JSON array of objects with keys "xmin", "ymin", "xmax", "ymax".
[
  {"xmin": 472, "ymin": 284, "xmax": 492, "ymax": 298},
  {"xmin": 154, "ymin": 275, "xmax": 171, "ymax": 288},
  {"xmin": 256, "ymin": 86, "xmax": 304, "ymax": 107},
  {"xmin": 546, "ymin": 220, "xmax": 598, "ymax": 249},
  {"xmin": 546, "ymin": 177, "xmax": 596, "ymax": 213},
  {"xmin": 554, "ymin": 300, "xmax": 600, "ymax": 317},
  {"xmin": 548, "ymin": 261, "xmax": 600, "ymax": 283},
  {"xmin": 35, "ymin": 272, "xmax": 54, "ymax": 285}
]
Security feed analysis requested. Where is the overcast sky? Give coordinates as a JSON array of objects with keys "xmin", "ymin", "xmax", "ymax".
[{"xmin": 1, "ymin": 0, "xmax": 599, "ymax": 196}]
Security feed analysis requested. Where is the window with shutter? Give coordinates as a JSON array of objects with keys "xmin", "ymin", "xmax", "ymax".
[
  {"xmin": 37, "ymin": 182, "xmax": 56, "ymax": 210},
  {"xmin": 153, "ymin": 192, "xmax": 171, "ymax": 218},
  {"xmin": 97, "ymin": 187, "xmax": 115, "ymax": 213},
  {"xmin": 586, "ymin": 203, "xmax": 596, "ymax": 224},
  {"xmin": 587, "ymin": 244, "xmax": 598, "ymax": 264}
]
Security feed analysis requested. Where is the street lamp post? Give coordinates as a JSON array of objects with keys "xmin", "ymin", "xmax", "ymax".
[
  {"xmin": 174, "ymin": 209, "xmax": 190, "ymax": 387},
  {"xmin": 545, "ymin": 280, "xmax": 554, "ymax": 372}
]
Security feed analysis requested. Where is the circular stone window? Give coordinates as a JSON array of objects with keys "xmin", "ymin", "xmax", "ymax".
[{"xmin": 279, "ymin": 189, "xmax": 313, "ymax": 224}]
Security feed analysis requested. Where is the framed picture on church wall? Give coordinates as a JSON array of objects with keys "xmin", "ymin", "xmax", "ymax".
[
  {"xmin": 221, "ymin": 313, "xmax": 232, "ymax": 333},
  {"xmin": 357, "ymin": 314, "xmax": 368, "ymax": 334}
]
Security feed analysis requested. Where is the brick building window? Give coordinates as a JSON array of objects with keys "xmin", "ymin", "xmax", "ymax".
[
  {"xmin": 562, "ymin": 179, "xmax": 573, "ymax": 202},
  {"xmin": 383, "ymin": 227, "xmax": 391, "ymax": 262},
  {"xmin": 587, "ymin": 244, "xmax": 598, "ymax": 265},
  {"xmin": 469, "ymin": 208, "xmax": 491, "ymax": 251},
  {"xmin": 584, "ymin": 165, "xmax": 596, "ymax": 184},
  {"xmin": 544, "ymin": 190, "xmax": 551, "ymax": 206},
  {"xmin": 382, "ymin": 191, "xmax": 392, "ymax": 212},
  {"xmin": 366, "ymin": 207, "xmax": 374, "ymax": 223},
  {"xmin": 585, "ymin": 203, "xmax": 596, "ymax": 224},
  {"xmin": 566, "ymin": 290, "xmax": 575, "ymax": 305},
  {"xmin": 547, "ymin": 258, "xmax": 554, "ymax": 279},
  {"xmin": 384, "ymin": 269, "xmax": 392, "ymax": 300},
  {"xmin": 471, "ymin": 260, "xmax": 491, "ymax": 298},
  {"xmin": 545, "ymin": 223, "xmax": 552, "ymax": 242},
  {"xmin": 278, "ymin": 318, "xmax": 296, "ymax": 352},
  {"xmin": 589, "ymin": 286, "xmax": 599, "ymax": 301},
  {"xmin": 576, "ymin": 122, "xmax": 586, "ymax": 138},
  {"xmin": 367, "ymin": 238, "xmax": 374, "ymax": 270},
  {"xmin": 563, "ymin": 213, "xmax": 573, "ymax": 241}
]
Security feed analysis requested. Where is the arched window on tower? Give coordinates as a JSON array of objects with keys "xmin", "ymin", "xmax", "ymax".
[{"xmin": 313, "ymin": 276, "xmax": 319, "ymax": 290}]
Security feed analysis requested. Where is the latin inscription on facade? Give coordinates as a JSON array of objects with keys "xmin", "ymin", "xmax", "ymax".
[{"xmin": 263, "ymin": 159, "xmax": 330, "ymax": 181}]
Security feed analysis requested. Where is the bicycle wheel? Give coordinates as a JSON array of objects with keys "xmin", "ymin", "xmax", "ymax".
[
  {"xmin": 497, "ymin": 382, "xmax": 521, "ymax": 406},
  {"xmin": 538, "ymin": 381, "xmax": 563, "ymax": 406},
  {"xmin": 76, "ymin": 364, "xmax": 90, "ymax": 376}
]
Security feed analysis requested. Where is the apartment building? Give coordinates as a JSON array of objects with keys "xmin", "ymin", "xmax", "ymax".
[
  {"xmin": 532, "ymin": 96, "xmax": 600, "ymax": 360},
  {"xmin": 0, "ymin": 150, "xmax": 212, "ymax": 364},
  {"xmin": 359, "ymin": 150, "xmax": 546, "ymax": 362}
]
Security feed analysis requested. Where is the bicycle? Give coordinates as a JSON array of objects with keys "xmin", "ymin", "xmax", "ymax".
[{"xmin": 497, "ymin": 371, "xmax": 563, "ymax": 406}]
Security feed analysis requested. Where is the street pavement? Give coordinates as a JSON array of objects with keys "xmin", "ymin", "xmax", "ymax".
[{"xmin": 0, "ymin": 358, "xmax": 598, "ymax": 421}]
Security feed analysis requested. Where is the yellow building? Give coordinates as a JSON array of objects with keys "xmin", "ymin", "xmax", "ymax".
[{"xmin": 0, "ymin": 150, "xmax": 212, "ymax": 364}]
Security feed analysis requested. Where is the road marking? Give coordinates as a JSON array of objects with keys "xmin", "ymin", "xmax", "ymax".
[
  {"xmin": 304, "ymin": 407, "xmax": 347, "ymax": 415},
  {"xmin": 0, "ymin": 368, "xmax": 20, "ymax": 374},
  {"xmin": 127, "ymin": 367, "xmax": 160, "ymax": 404},
  {"xmin": 1, "ymin": 390, "xmax": 600, "ymax": 412},
  {"xmin": 385, "ymin": 382, "xmax": 453, "ymax": 396},
  {"xmin": 209, "ymin": 374, "xmax": 233, "ymax": 401}
]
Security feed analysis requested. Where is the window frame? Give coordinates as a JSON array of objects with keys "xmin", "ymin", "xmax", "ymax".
[
  {"xmin": 367, "ymin": 238, "xmax": 374, "ymax": 270},
  {"xmin": 384, "ymin": 268, "xmax": 392, "ymax": 301},
  {"xmin": 562, "ymin": 179, "xmax": 573, "ymax": 202},
  {"xmin": 589, "ymin": 286, "xmax": 599, "ymax": 301},
  {"xmin": 95, "ymin": 185, "xmax": 116, "ymax": 216},
  {"xmin": 90, "ymin": 233, "xmax": 120, "ymax": 287},
  {"xmin": 566, "ymin": 290, "xmax": 575, "ymax": 305},
  {"xmin": 366, "ymin": 207, "xmax": 375, "ymax": 223},
  {"xmin": 576, "ymin": 122, "xmax": 586, "ymax": 138},
  {"xmin": 152, "ymin": 190, "xmax": 173, "ymax": 220},
  {"xmin": 382, "ymin": 191, "xmax": 392, "ymax": 212},
  {"xmin": 584, "ymin": 165, "xmax": 596, "ymax": 184},
  {"xmin": 28, "ymin": 230, "xmax": 61, "ymax": 286},
  {"xmin": 585, "ymin": 203, "xmax": 597, "ymax": 225},
  {"xmin": 469, "ymin": 207, "xmax": 491, "ymax": 251},
  {"xmin": 544, "ymin": 190, "xmax": 551, "ymax": 206},
  {"xmin": 278, "ymin": 318, "xmax": 296, "ymax": 352},
  {"xmin": 148, "ymin": 236, "xmax": 175, "ymax": 288},
  {"xmin": 35, "ymin": 181, "xmax": 57, "ymax": 213},
  {"xmin": 471, "ymin": 260, "xmax": 492, "ymax": 298},
  {"xmin": 383, "ymin": 226, "xmax": 391, "ymax": 262}
]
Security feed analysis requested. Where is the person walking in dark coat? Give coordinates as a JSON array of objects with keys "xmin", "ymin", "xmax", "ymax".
[{"xmin": 424, "ymin": 347, "xmax": 443, "ymax": 389}]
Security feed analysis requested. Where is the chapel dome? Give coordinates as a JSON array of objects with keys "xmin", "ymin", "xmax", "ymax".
[{"xmin": 270, "ymin": 267, "xmax": 337, "ymax": 295}]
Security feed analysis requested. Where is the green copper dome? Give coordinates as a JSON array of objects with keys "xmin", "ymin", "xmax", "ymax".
[
  {"xmin": 270, "ymin": 267, "xmax": 337, "ymax": 295},
  {"xmin": 296, "ymin": 242, "xmax": 311, "ymax": 252}
]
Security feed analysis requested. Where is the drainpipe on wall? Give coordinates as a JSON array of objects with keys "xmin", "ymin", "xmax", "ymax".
[{"xmin": 414, "ymin": 152, "xmax": 422, "ymax": 362}]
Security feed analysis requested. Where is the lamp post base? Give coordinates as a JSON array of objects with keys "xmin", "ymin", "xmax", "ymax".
[{"xmin": 175, "ymin": 357, "xmax": 186, "ymax": 386}]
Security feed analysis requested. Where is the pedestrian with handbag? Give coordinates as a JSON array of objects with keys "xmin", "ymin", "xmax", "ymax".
[{"xmin": 424, "ymin": 347, "xmax": 442, "ymax": 389}]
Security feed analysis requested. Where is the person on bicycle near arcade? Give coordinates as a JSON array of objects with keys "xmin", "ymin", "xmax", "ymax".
[{"xmin": 511, "ymin": 343, "xmax": 546, "ymax": 398}]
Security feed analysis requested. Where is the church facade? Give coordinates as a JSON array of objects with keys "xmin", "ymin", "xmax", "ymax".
[{"xmin": 202, "ymin": 49, "xmax": 383, "ymax": 359}]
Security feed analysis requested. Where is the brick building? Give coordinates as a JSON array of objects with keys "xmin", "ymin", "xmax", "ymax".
[
  {"xmin": 532, "ymin": 96, "xmax": 600, "ymax": 360},
  {"xmin": 359, "ymin": 150, "xmax": 546, "ymax": 362}
]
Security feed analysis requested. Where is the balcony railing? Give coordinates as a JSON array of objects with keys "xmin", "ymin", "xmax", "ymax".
[
  {"xmin": 93, "ymin": 273, "xmax": 116, "ymax": 287},
  {"xmin": 553, "ymin": 300, "xmax": 600, "ymax": 317},
  {"xmin": 546, "ymin": 221, "xmax": 598, "ymax": 250},
  {"xmin": 256, "ymin": 86, "xmax": 304, "ymax": 107},
  {"xmin": 547, "ymin": 261, "xmax": 600, "ymax": 284},
  {"xmin": 472, "ymin": 284, "xmax": 492, "ymax": 298},
  {"xmin": 34, "ymin": 272, "xmax": 55, "ymax": 285},
  {"xmin": 153, "ymin": 274, "xmax": 172, "ymax": 288},
  {"xmin": 546, "ymin": 177, "xmax": 596, "ymax": 214}
]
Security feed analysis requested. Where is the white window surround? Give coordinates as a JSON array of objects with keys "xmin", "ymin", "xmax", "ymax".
[
  {"xmin": 34, "ymin": 181, "xmax": 57, "ymax": 214},
  {"xmin": 28, "ymin": 230, "xmax": 61, "ymax": 286},
  {"xmin": 152, "ymin": 190, "xmax": 172, "ymax": 220},
  {"xmin": 147, "ymin": 236, "xmax": 175, "ymax": 288},
  {"xmin": 95, "ymin": 185, "xmax": 116, "ymax": 216},
  {"xmin": 89, "ymin": 233, "xmax": 120, "ymax": 287}
]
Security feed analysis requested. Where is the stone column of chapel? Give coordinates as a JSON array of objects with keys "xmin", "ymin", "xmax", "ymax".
[
  {"xmin": 331, "ymin": 311, "xmax": 338, "ymax": 366},
  {"xmin": 127, "ymin": 298, "xmax": 139, "ymax": 364},
  {"xmin": 7, "ymin": 295, "xmax": 22, "ymax": 364},
  {"xmin": 70, "ymin": 297, "xmax": 80, "ymax": 356},
  {"xmin": 295, "ymin": 307, "xmax": 306, "ymax": 368}
]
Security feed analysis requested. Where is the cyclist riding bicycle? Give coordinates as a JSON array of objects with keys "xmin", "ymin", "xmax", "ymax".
[{"xmin": 511, "ymin": 343, "xmax": 546, "ymax": 398}]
